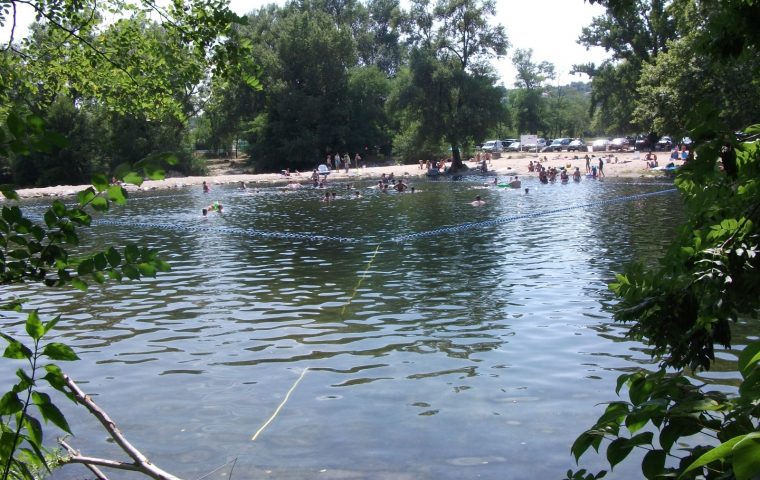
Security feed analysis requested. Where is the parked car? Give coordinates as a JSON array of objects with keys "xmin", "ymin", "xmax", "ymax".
[
  {"xmin": 481, "ymin": 140, "xmax": 503, "ymax": 153},
  {"xmin": 634, "ymin": 135, "xmax": 651, "ymax": 151},
  {"xmin": 522, "ymin": 138, "xmax": 547, "ymax": 151},
  {"xmin": 591, "ymin": 139, "xmax": 610, "ymax": 152},
  {"xmin": 542, "ymin": 137, "xmax": 572, "ymax": 152},
  {"xmin": 566, "ymin": 139, "xmax": 586, "ymax": 152},
  {"xmin": 656, "ymin": 136, "xmax": 673, "ymax": 151},
  {"xmin": 505, "ymin": 141, "xmax": 521, "ymax": 152},
  {"xmin": 608, "ymin": 137, "xmax": 629, "ymax": 151}
]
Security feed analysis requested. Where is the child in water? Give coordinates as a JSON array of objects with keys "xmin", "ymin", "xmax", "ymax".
[{"xmin": 204, "ymin": 201, "xmax": 223, "ymax": 215}]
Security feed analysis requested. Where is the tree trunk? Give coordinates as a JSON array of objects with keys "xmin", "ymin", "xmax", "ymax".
[{"xmin": 449, "ymin": 144, "xmax": 465, "ymax": 172}]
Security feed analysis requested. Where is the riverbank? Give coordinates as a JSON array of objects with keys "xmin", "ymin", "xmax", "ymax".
[{"xmin": 9, "ymin": 150, "xmax": 681, "ymax": 199}]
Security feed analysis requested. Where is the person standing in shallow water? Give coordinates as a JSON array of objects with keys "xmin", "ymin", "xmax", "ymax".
[
  {"xmin": 598, "ymin": 157, "xmax": 605, "ymax": 177},
  {"xmin": 202, "ymin": 181, "xmax": 210, "ymax": 193}
]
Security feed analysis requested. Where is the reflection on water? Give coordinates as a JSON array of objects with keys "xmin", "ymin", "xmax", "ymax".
[{"xmin": 3, "ymin": 177, "xmax": 742, "ymax": 479}]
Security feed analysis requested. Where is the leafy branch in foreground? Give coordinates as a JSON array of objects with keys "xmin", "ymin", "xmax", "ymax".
[
  {"xmin": 569, "ymin": 122, "xmax": 760, "ymax": 479},
  {"xmin": 1, "ymin": 311, "xmax": 77, "ymax": 479},
  {"xmin": 1, "ymin": 312, "xmax": 183, "ymax": 480},
  {"xmin": 1, "ymin": 111, "xmax": 173, "ymax": 477}
]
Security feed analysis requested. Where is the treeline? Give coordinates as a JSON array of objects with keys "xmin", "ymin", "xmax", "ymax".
[
  {"xmin": 1, "ymin": 0, "xmax": 599, "ymax": 187},
  {"xmin": 3, "ymin": 0, "xmax": 758, "ymax": 187},
  {"xmin": 194, "ymin": 0, "xmax": 597, "ymax": 173}
]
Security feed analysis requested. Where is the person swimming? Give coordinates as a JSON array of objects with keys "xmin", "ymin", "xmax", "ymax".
[{"xmin": 471, "ymin": 195, "xmax": 485, "ymax": 206}]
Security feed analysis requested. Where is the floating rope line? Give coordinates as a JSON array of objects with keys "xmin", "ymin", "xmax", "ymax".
[
  {"xmin": 391, "ymin": 188, "xmax": 678, "ymax": 243},
  {"xmin": 251, "ymin": 367, "xmax": 309, "ymax": 441},
  {"xmin": 341, "ymin": 244, "xmax": 382, "ymax": 315},
  {"xmin": 94, "ymin": 219, "xmax": 357, "ymax": 243},
  {"xmin": 86, "ymin": 188, "xmax": 678, "ymax": 244}
]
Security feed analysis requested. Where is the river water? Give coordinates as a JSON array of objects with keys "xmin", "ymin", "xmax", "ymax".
[{"xmin": 1, "ymin": 176, "xmax": 745, "ymax": 479}]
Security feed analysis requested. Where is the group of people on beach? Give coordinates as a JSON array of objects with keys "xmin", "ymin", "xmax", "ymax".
[{"xmin": 325, "ymin": 152, "xmax": 362, "ymax": 173}]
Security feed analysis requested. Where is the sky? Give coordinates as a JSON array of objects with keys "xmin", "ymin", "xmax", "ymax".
[
  {"xmin": 2, "ymin": 0, "xmax": 610, "ymax": 86},
  {"xmin": 226, "ymin": 0, "xmax": 611, "ymax": 85}
]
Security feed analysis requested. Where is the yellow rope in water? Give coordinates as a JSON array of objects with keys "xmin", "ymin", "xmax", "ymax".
[
  {"xmin": 251, "ymin": 367, "xmax": 309, "ymax": 441},
  {"xmin": 341, "ymin": 244, "xmax": 382, "ymax": 315},
  {"xmin": 250, "ymin": 247, "xmax": 380, "ymax": 442}
]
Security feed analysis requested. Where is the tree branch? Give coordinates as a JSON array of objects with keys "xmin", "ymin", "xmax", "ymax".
[
  {"xmin": 62, "ymin": 374, "xmax": 182, "ymax": 480},
  {"xmin": 59, "ymin": 439, "xmax": 110, "ymax": 480}
]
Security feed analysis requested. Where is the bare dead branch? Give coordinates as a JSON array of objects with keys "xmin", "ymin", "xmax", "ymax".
[
  {"xmin": 62, "ymin": 374, "xmax": 183, "ymax": 480},
  {"xmin": 60, "ymin": 439, "xmax": 110, "ymax": 480}
]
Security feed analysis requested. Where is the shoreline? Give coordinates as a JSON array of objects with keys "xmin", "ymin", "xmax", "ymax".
[{"xmin": 7, "ymin": 151, "xmax": 681, "ymax": 199}]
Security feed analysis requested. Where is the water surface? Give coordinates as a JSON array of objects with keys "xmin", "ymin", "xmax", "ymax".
[{"xmin": 3, "ymin": 176, "xmax": 743, "ymax": 479}]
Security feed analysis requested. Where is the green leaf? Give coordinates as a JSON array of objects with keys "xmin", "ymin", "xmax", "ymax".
[
  {"xmin": 122, "ymin": 264, "xmax": 141, "ymax": 280},
  {"xmin": 42, "ymin": 342, "xmax": 79, "ymax": 361},
  {"xmin": 0, "ymin": 431, "xmax": 19, "ymax": 465},
  {"xmin": 71, "ymin": 278, "xmax": 88, "ymax": 291},
  {"xmin": 25, "ymin": 311, "xmax": 44, "ymax": 341},
  {"xmin": 628, "ymin": 431, "xmax": 653, "ymax": 447},
  {"xmin": 681, "ymin": 435, "xmax": 745, "ymax": 477},
  {"xmin": 32, "ymin": 392, "xmax": 72, "ymax": 434},
  {"xmin": 77, "ymin": 187, "xmax": 97, "ymax": 206},
  {"xmin": 572, "ymin": 430, "xmax": 602, "ymax": 462},
  {"xmin": 2, "ymin": 337, "xmax": 32, "ymax": 359},
  {"xmin": 642, "ymin": 449, "xmax": 665, "ymax": 480},
  {"xmin": 607, "ymin": 437, "xmax": 634, "ymax": 470},
  {"xmin": 91, "ymin": 174, "xmax": 109, "ymax": 192},
  {"xmin": 125, "ymin": 244, "xmax": 139, "ymax": 263},
  {"xmin": 733, "ymin": 433, "xmax": 760, "ymax": 480},
  {"xmin": 16, "ymin": 368, "xmax": 33, "ymax": 389},
  {"xmin": 146, "ymin": 168, "xmax": 166, "ymax": 180},
  {"xmin": 90, "ymin": 196, "xmax": 109, "ymax": 212},
  {"xmin": 738, "ymin": 341, "xmax": 760, "ymax": 379},
  {"xmin": 0, "ymin": 391, "xmax": 23, "ymax": 415},
  {"xmin": 42, "ymin": 364, "xmax": 67, "ymax": 391},
  {"xmin": 123, "ymin": 171, "xmax": 144, "ymax": 186},
  {"xmin": 597, "ymin": 402, "xmax": 630, "ymax": 426},
  {"xmin": 51, "ymin": 200, "xmax": 66, "ymax": 217},
  {"xmin": 106, "ymin": 246, "xmax": 121, "ymax": 267},
  {"xmin": 107, "ymin": 184, "xmax": 128, "ymax": 205},
  {"xmin": 1, "ymin": 186, "xmax": 19, "ymax": 200},
  {"xmin": 670, "ymin": 398, "xmax": 721, "ymax": 413},
  {"xmin": 629, "ymin": 375, "xmax": 655, "ymax": 405},
  {"xmin": 138, "ymin": 262, "xmax": 157, "ymax": 277},
  {"xmin": 93, "ymin": 252, "xmax": 108, "ymax": 271},
  {"xmin": 659, "ymin": 423, "xmax": 683, "ymax": 452},
  {"xmin": 77, "ymin": 259, "xmax": 94, "ymax": 276},
  {"xmin": 23, "ymin": 414, "xmax": 43, "ymax": 448},
  {"xmin": 44, "ymin": 209, "xmax": 58, "ymax": 228}
]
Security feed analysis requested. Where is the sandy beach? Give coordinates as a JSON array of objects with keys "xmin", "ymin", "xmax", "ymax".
[{"xmin": 9, "ymin": 150, "xmax": 681, "ymax": 199}]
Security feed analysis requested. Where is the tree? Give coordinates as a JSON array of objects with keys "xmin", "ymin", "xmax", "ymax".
[
  {"xmin": 354, "ymin": 0, "xmax": 405, "ymax": 76},
  {"xmin": 570, "ymin": 2, "xmax": 760, "ymax": 478},
  {"xmin": 346, "ymin": 66, "xmax": 393, "ymax": 157},
  {"xmin": 240, "ymin": 7, "xmax": 357, "ymax": 170},
  {"xmin": 394, "ymin": 0, "xmax": 507, "ymax": 171},
  {"xmin": 510, "ymin": 48, "xmax": 554, "ymax": 137},
  {"xmin": 574, "ymin": 0, "xmax": 677, "ymax": 133}
]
